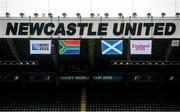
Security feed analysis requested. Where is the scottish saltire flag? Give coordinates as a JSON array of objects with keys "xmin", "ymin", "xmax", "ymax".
[
  {"xmin": 59, "ymin": 40, "xmax": 80, "ymax": 55},
  {"xmin": 101, "ymin": 40, "xmax": 123, "ymax": 55}
]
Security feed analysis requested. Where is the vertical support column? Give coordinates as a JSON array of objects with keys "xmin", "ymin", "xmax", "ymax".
[
  {"xmin": 125, "ymin": 16, "xmax": 132, "ymax": 87},
  {"xmin": 51, "ymin": 40, "xmax": 59, "ymax": 69},
  {"xmin": 126, "ymin": 39, "xmax": 131, "ymax": 62},
  {"xmin": 88, "ymin": 39, "xmax": 95, "ymax": 69},
  {"xmin": 88, "ymin": 39, "xmax": 95, "ymax": 87},
  {"xmin": 50, "ymin": 17, "xmax": 59, "ymax": 69},
  {"xmin": 126, "ymin": 16, "xmax": 132, "ymax": 62}
]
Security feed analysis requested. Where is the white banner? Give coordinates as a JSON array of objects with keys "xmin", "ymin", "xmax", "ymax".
[
  {"xmin": 0, "ymin": 17, "xmax": 180, "ymax": 38},
  {"xmin": 30, "ymin": 40, "xmax": 51, "ymax": 54},
  {"xmin": 130, "ymin": 40, "xmax": 152, "ymax": 55}
]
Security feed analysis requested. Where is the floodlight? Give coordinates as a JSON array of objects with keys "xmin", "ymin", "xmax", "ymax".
[
  {"xmin": 76, "ymin": 13, "xmax": 81, "ymax": 18},
  {"xmin": 147, "ymin": 12, "xmax": 151, "ymax": 18},
  {"xmin": 132, "ymin": 12, "xmax": 137, "ymax": 18},
  {"xmin": 176, "ymin": 12, "xmax": 180, "ymax": 17},
  {"xmin": 118, "ymin": 13, "xmax": 123, "ymax": 18},
  {"xmin": 161, "ymin": 12, "xmax": 166, "ymax": 17},
  {"xmin": 104, "ymin": 13, "xmax": 109, "ymax": 18},
  {"xmin": 62, "ymin": 13, "xmax": 67, "ymax": 18},
  {"xmin": 5, "ymin": 12, "xmax": 10, "ymax": 17},
  {"xmin": 34, "ymin": 13, "xmax": 39, "ymax": 17},
  {"xmin": 90, "ymin": 13, "xmax": 95, "ymax": 18},
  {"xmin": 48, "ymin": 13, "xmax": 53, "ymax": 18},
  {"xmin": 20, "ymin": 13, "xmax": 25, "ymax": 18}
]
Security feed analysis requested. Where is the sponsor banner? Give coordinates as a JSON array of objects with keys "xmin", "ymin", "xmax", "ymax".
[
  {"xmin": 59, "ymin": 40, "xmax": 80, "ymax": 55},
  {"xmin": 101, "ymin": 40, "xmax": 123, "ymax": 55},
  {"xmin": 30, "ymin": 40, "xmax": 51, "ymax": 54},
  {"xmin": 0, "ymin": 17, "xmax": 180, "ymax": 38},
  {"xmin": 130, "ymin": 40, "xmax": 152, "ymax": 55}
]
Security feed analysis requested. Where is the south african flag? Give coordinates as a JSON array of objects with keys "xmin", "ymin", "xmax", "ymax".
[{"xmin": 59, "ymin": 40, "xmax": 80, "ymax": 55}]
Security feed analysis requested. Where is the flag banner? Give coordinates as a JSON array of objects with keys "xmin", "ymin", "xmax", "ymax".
[
  {"xmin": 130, "ymin": 40, "xmax": 152, "ymax": 55},
  {"xmin": 59, "ymin": 40, "xmax": 80, "ymax": 55},
  {"xmin": 30, "ymin": 40, "xmax": 51, "ymax": 54},
  {"xmin": 101, "ymin": 40, "xmax": 123, "ymax": 55}
]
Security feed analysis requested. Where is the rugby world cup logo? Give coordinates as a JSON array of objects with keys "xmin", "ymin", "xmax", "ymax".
[{"xmin": 30, "ymin": 40, "xmax": 51, "ymax": 54}]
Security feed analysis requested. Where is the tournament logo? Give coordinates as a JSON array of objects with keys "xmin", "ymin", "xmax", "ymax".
[
  {"xmin": 30, "ymin": 40, "xmax": 51, "ymax": 54},
  {"xmin": 32, "ymin": 43, "xmax": 49, "ymax": 50}
]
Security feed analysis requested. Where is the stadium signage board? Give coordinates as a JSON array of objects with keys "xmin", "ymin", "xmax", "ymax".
[
  {"xmin": 30, "ymin": 40, "xmax": 51, "ymax": 54},
  {"xmin": 0, "ymin": 17, "xmax": 180, "ymax": 38},
  {"xmin": 130, "ymin": 40, "xmax": 152, "ymax": 55}
]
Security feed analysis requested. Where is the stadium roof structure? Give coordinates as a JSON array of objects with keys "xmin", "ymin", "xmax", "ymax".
[{"xmin": 0, "ymin": 16, "xmax": 180, "ymax": 84}]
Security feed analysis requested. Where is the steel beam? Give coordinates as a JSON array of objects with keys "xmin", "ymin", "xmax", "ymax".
[
  {"xmin": 164, "ymin": 40, "xmax": 172, "ymax": 61},
  {"xmin": 6, "ymin": 39, "xmax": 21, "ymax": 61}
]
